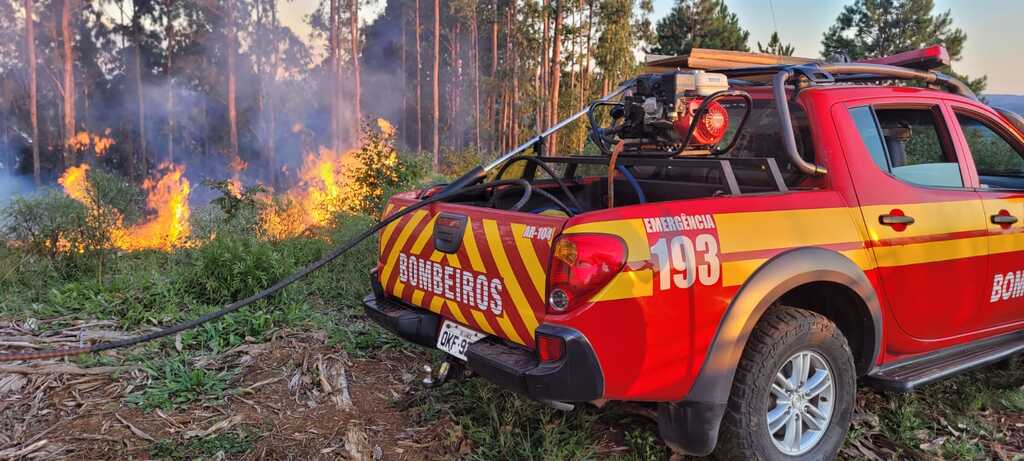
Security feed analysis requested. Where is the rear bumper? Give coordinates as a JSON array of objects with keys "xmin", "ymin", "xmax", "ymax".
[{"xmin": 363, "ymin": 291, "xmax": 604, "ymax": 402}]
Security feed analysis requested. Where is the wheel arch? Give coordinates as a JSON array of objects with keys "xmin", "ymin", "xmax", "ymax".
[{"xmin": 688, "ymin": 246, "xmax": 883, "ymax": 405}]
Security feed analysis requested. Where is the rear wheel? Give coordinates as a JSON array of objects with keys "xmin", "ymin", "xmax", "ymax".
[{"xmin": 715, "ymin": 306, "xmax": 856, "ymax": 461}]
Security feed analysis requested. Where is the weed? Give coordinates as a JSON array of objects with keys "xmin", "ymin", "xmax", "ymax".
[
  {"xmin": 149, "ymin": 429, "xmax": 256, "ymax": 460},
  {"xmin": 618, "ymin": 429, "xmax": 667, "ymax": 461},
  {"xmin": 881, "ymin": 394, "xmax": 928, "ymax": 445},
  {"xmin": 409, "ymin": 379, "xmax": 600, "ymax": 461},
  {"xmin": 941, "ymin": 436, "xmax": 986, "ymax": 460},
  {"xmin": 126, "ymin": 356, "xmax": 233, "ymax": 411}
]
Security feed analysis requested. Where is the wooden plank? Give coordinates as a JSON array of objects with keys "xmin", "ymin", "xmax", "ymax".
[{"xmin": 644, "ymin": 48, "xmax": 817, "ymax": 73}]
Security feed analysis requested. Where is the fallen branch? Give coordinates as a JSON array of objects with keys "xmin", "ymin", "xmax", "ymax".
[
  {"xmin": 115, "ymin": 413, "xmax": 156, "ymax": 442},
  {"xmin": 0, "ymin": 364, "xmax": 133, "ymax": 376}
]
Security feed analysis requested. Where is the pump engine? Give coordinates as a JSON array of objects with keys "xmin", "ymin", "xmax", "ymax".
[{"xmin": 592, "ymin": 70, "xmax": 747, "ymax": 155}]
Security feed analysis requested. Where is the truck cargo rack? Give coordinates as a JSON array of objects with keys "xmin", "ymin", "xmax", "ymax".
[{"xmin": 538, "ymin": 155, "xmax": 790, "ymax": 196}]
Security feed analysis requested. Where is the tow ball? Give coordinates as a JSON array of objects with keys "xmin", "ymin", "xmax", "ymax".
[{"xmin": 422, "ymin": 357, "xmax": 466, "ymax": 388}]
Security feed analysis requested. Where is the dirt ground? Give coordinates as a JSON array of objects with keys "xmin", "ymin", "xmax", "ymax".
[{"xmin": 0, "ymin": 325, "xmax": 1021, "ymax": 460}]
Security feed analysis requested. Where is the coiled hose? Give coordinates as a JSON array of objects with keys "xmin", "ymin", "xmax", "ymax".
[{"xmin": 0, "ymin": 178, "xmax": 533, "ymax": 362}]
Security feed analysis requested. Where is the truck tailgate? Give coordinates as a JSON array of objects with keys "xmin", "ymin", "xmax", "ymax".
[{"xmin": 376, "ymin": 196, "xmax": 567, "ymax": 348}]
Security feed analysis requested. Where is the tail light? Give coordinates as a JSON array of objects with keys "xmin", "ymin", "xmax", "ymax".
[
  {"xmin": 547, "ymin": 234, "xmax": 627, "ymax": 314},
  {"xmin": 536, "ymin": 333, "xmax": 565, "ymax": 362},
  {"xmin": 674, "ymin": 99, "xmax": 730, "ymax": 147}
]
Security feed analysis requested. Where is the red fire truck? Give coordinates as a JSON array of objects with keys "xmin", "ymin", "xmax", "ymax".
[{"xmin": 365, "ymin": 46, "xmax": 1024, "ymax": 459}]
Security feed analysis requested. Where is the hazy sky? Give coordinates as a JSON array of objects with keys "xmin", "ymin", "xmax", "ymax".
[{"xmin": 281, "ymin": 0, "xmax": 1024, "ymax": 94}]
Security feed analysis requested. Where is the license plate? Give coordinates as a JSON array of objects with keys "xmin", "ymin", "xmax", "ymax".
[{"xmin": 436, "ymin": 320, "xmax": 486, "ymax": 360}]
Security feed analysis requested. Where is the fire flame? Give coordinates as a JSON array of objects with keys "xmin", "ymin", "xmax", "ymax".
[
  {"xmin": 260, "ymin": 147, "xmax": 361, "ymax": 240},
  {"xmin": 58, "ymin": 163, "xmax": 191, "ymax": 252},
  {"xmin": 113, "ymin": 164, "xmax": 191, "ymax": 251},
  {"xmin": 67, "ymin": 130, "xmax": 115, "ymax": 157},
  {"xmin": 58, "ymin": 164, "xmax": 93, "ymax": 206}
]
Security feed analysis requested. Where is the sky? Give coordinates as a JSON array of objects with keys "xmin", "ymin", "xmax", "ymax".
[{"xmin": 280, "ymin": 0, "xmax": 1024, "ymax": 94}]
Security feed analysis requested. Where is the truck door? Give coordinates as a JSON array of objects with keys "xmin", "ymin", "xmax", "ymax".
[
  {"xmin": 948, "ymin": 105, "xmax": 1024, "ymax": 329},
  {"xmin": 842, "ymin": 102, "xmax": 990, "ymax": 340}
]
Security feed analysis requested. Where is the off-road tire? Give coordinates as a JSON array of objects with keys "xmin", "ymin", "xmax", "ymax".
[{"xmin": 714, "ymin": 306, "xmax": 856, "ymax": 461}]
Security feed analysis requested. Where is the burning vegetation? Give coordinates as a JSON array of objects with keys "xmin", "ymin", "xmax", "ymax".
[
  {"xmin": 57, "ymin": 162, "xmax": 191, "ymax": 252},
  {"xmin": 15, "ymin": 118, "xmax": 406, "ymax": 255}
]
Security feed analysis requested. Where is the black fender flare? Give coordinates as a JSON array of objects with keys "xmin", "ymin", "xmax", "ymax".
[
  {"xmin": 691, "ymin": 246, "xmax": 883, "ymax": 405},
  {"xmin": 658, "ymin": 247, "xmax": 883, "ymax": 456}
]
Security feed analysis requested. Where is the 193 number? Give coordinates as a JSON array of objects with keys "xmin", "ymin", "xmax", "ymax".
[{"xmin": 650, "ymin": 234, "xmax": 720, "ymax": 290}]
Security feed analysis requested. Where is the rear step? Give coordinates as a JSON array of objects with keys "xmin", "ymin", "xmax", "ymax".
[{"xmin": 867, "ymin": 332, "xmax": 1024, "ymax": 392}]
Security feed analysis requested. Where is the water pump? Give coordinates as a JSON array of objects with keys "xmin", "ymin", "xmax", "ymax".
[{"xmin": 591, "ymin": 70, "xmax": 751, "ymax": 156}]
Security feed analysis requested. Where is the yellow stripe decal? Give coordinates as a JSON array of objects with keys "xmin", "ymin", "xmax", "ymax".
[
  {"xmin": 411, "ymin": 289, "xmax": 425, "ymax": 307},
  {"xmin": 462, "ymin": 219, "xmax": 524, "ymax": 344},
  {"xmin": 715, "ymin": 207, "xmax": 863, "ymax": 254},
  {"xmin": 563, "ymin": 219, "xmax": 650, "ymax": 263},
  {"xmin": 483, "ymin": 219, "xmax": 539, "ymax": 334},
  {"xmin": 379, "ymin": 210, "xmax": 427, "ymax": 292},
  {"xmin": 873, "ymin": 236, "xmax": 988, "ymax": 267},
  {"xmin": 378, "ymin": 205, "xmax": 404, "ymax": 256},
  {"xmin": 440, "ymin": 253, "xmax": 471, "ymax": 325},
  {"xmin": 428, "ymin": 295, "xmax": 443, "ymax": 314},
  {"xmin": 590, "ymin": 269, "xmax": 654, "ymax": 301},
  {"xmin": 510, "ymin": 223, "xmax": 547, "ymax": 299},
  {"xmin": 409, "ymin": 213, "xmax": 440, "ymax": 255}
]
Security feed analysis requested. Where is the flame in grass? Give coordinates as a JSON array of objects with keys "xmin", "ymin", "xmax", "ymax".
[
  {"xmin": 260, "ymin": 147, "xmax": 361, "ymax": 240},
  {"xmin": 112, "ymin": 164, "xmax": 191, "ymax": 251},
  {"xmin": 260, "ymin": 118, "xmax": 399, "ymax": 240},
  {"xmin": 58, "ymin": 163, "xmax": 191, "ymax": 252}
]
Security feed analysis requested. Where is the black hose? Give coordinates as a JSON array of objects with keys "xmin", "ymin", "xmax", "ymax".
[
  {"xmin": 0, "ymin": 178, "xmax": 533, "ymax": 362},
  {"xmin": 492, "ymin": 155, "xmax": 583, "ymax": 214}
]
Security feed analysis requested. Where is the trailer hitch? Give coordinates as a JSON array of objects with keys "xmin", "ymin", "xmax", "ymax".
[{"xmin": 422, "ymin": 357, "xmax": 466, "ymax": 388}]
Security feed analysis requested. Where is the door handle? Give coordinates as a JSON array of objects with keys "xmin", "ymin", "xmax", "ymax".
[
  {"xmin": 879, "ymin": 214, "xmax": 915, "ymax": 226},
  {"xmin": 991, "ymin": 213, "xmax": 1019, "ymax": 226}
]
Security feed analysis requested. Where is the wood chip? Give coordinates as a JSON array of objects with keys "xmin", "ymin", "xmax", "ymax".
[
  {"xmin": 184, "ymin": 415, "xmax": 243, "ymax": 439},
  {"xmin": 115, "ymin": 413, "xmax": 156, "ymax": 442},
  {"xmin": 0, "ymin": 439, "xmax": 48, "ymax": 458}
]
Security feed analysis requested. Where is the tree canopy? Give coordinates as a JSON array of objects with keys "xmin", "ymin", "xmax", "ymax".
[
  {"xmin": 820, "ymin": 0, "xmax": 986, "ymax": 93},
  {"xmin": 651, "ymin": 0, "xmax": 749, "ymax": 55}
]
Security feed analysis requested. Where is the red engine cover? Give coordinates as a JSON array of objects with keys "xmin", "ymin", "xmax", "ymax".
[{"xmin": 673, "ymin": 99, "xmax": 730, "ymax": 147}]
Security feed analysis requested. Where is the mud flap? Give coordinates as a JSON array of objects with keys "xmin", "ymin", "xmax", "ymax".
[{"xmin": 656, "ymin": 401, "xmax": 726, "ymax": 457}]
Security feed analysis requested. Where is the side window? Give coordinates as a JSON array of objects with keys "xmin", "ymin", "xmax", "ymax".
[
  {"xmin": 850, "ymin": 106, "xmax": 890, "ymax": 171},
  {"xmin": 956, "ymin": 113, "xmax": 1024, "ymax": 189},
  {"xmin": 849, "ymin": 106, "xmax": 963, "ymax": 188}
]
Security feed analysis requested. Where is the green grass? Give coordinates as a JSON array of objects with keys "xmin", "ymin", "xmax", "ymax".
[
  {"xmin": 125, "ymin": 355, "xmax": 235, "ymax": 411},
  {"xmin": 149, "ymin": 429, "xmax": 257, "ymax": 460}
]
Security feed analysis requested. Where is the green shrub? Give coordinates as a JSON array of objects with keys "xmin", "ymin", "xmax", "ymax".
[
  {"xmin": 88, "ymin": 168, "xmax": 143, "ymax": 224},
  {"xmin": 180, "ymin": 234, "xmax": 295, "ymax": 305},
  {"xmin": 440, "ymin": 147, "xmax": 486, "ymax": 178},
  {"xmin": 2, "ymin": 190, "xmax": 95, "ymax": 261}
]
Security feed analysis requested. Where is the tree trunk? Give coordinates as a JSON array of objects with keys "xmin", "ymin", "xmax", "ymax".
[
  {"xmin": 432, "ymin": 0, "xmax": 440, "ymax": 171},
  {"xmin": 24, "ymin": 0, "xmax": 39, "ymax": 185},
  {"xmin": 165, "ymin": 0, "xmax": 174, "ymax": 163},
  {"xmin": 472, "ymin": 7, "xmax": 480, "ymax": 153},
  {"xmin": 134, "ymin": 35, "xmax": 146, "ymax": 175},
  {"xmin": 548, "ymin": 0, "xmax": 562, "ymax": 150},
  {"xmin": 329, "ymin": 0, "xmax": 340, "ymax": 151},
  {"xmin": 268, "ymin": 0, "xmax": 279, "ymax": 187},
  {"xmin": 489, "ymin": 3, "xmax": 498, "ymax": 153},
  {"xmin": 227, "ymin": 0, "xmax": 239, "ymax": 160},
  {"xmin": 350, "ymin": 0, "xmax": 360, "ymax": 138},
  {"xmin": 541, "ymin": 0, "xmax": 550, "ymax": 130},
  {"xmin": 415, "ymin": 0, "xmax": 422, "ymax": 153},
  {"xmin": 451, "ymin": 22, "xmax": 460, "ymax": 150},
  {"xmin": 61, "ymin": 0, "xmax": 75, "ymax": 168},
  {"xmin": 400, "ymin": 1, "xmax": 406, "ymax": 144},
  {"xmin": 509, "ymin": 0, "xmax": 518, "ymax": 147},
  {"xmin": 579, "ymin": 0, "xmax": 593, "ymax": 151}
]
